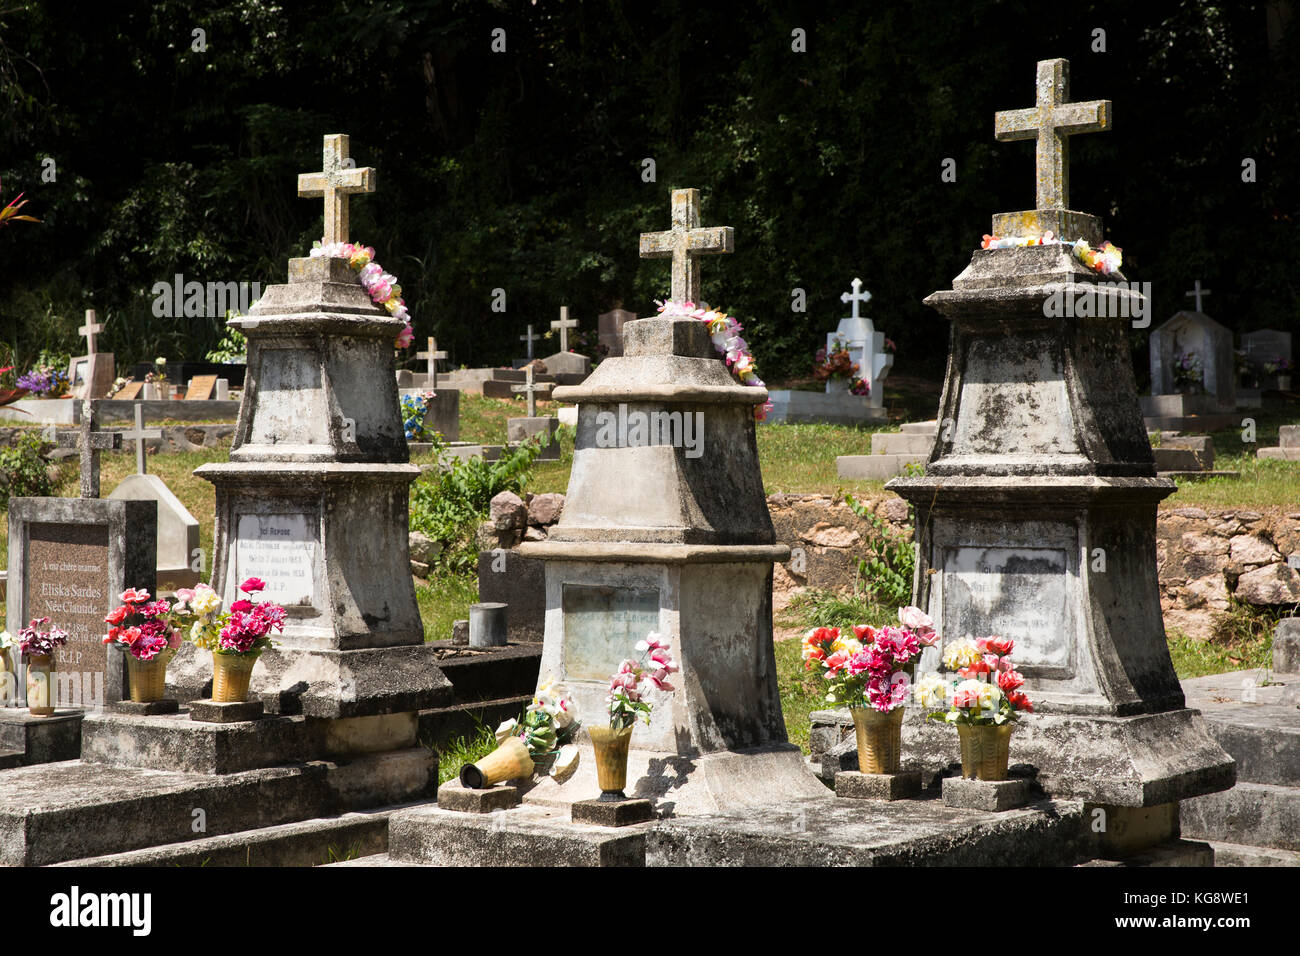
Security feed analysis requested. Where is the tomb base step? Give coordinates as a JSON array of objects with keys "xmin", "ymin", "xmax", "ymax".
[
  {"xmin": 0, "ymin": 748, "xmax": 437, "ymax": 865},
  {"xmin": 1257, "ymin": 446, "xmax": 1300, "ymax": 460},
  {"xmin": 0, "ymin": 708, "xmax": 83, "ymax": 766},
  {"xmin": 1076, "ymin": 839, "xmax": 1215, "ymax": 867},
  {"xmin": 322, "ymin": 852, "xmax": 410, "ymax": 866},
  {"xmin": 1182, "ymin": 670, "xmax": 1300, "ymax": 787},
  {"xmin": 1206, "ymin": 840, "xmax": 1300, "ymax": 867},
  {"xmin": 0, "ymin": 749, "xmax": 23, "ymax": 769},
  {"xmin": 418, "ymin": 694, "xmax": 533, "ymax": 749},
  {"xmin": 645, "ymin": 795, "xmax": 1086, "ymax": 866},
  {"xmin": 50, "ymin": 805, "xmax": 412, "ymax": 867},
  {"xmin": 388, "ymin": 803, "xmax": 651, "ymax": 867},
  {"xmin": 1179, "ymin": 781, "xmax": 1300, "ymax": 851}
]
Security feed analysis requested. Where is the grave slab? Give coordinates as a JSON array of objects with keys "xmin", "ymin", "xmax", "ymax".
[
  {"xmin": 572, "ymin": 797, "xmax": 656, "ymax": 827},
  {"xmin": 436, "ymin": 780, "xmax": 521, "ymax": 813},
  {"xmin": 645, "ymin": 796, "xmax": 1086, "ymax": 867},
  {"xmin": 387, "ymin": 803, "xmax": 649, "ymax": 866},
  {"xmin": 190, "ymin": 698, "xmax": 265, "ymax": 723},
  {"xmin": 0, "ymin": 708, "xmax": 82, "ymax": 765}
]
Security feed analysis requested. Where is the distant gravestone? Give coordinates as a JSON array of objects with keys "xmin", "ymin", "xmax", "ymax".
[
  {"xmin": 112, "ymin": 382, "xmax": 143, "ymax": 400},
  {"xmin": 598, "ymin": 308, "xmax": 636, "ymax": 358},
  {"xmin": 829, "ymin": 278, "xmax": 893, "ymax": 412},
  {"xmin": 1242, "ymin": 329, "xmax": 1293, "ymax": 388},
  {"xmin": 69, "ymin": 310, "xmax": 116, "ymax": 401},
  {"xmin": 7, "ymin": 404, "xmax": 157, "ymax": 707},
  {"xmin": 1149, "ymin": 310, "xmax": 1236, "ymax": 408},
  {"xmin": 105, "ymin": 404, "xmax": 199, "ymax": 588},
  {"xmin": 184, "ymin": 375, "xmax": 219, "ymax": 400}
]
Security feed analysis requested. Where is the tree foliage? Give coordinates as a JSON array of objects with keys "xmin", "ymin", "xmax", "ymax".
[{"xmin": 0, "ymin": 1, "xmax": 1294, "ymax": 385}]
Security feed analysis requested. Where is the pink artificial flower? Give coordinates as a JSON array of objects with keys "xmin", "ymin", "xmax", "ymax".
[
  {"xmin": 104, "ymin": 606, "xmax": 128, "ymax": 626},
  {"xmin": 395, "ymin": 323, "xmax": 414, "ymax": 349},
  {"xmin": 952, "ymin": 687, "xmax": 982, "ymax": 709},
  {"xmin": 985, "ymin": 636, "xmax": 1014, "ymax": 656},
  {"xmin": 142, "ymin": 600, "xmax": 170, "ymax": 618},
  {"xmin": 230, "ymin": 599, "xmax": 254, "ymax": 613},
  {"xmin": 824, "ymin": 650, "xmax": 852, "ymax": 677},
  {"xmin": 240, "ymin": 577, "xmax": 266, "ymax": 594},
  {"xmin": 997, "ymin": 670, "xmax": 1025, "ymax": 692},
  {"xmin": 120, "ymin": 588, "xmax": 150, "ymax": 604},
  {"xmin": 898, "ymin": 605, "xmax": 938, "ymax": 644}
]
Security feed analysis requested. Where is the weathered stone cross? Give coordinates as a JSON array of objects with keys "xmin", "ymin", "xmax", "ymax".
[
  {"xmin": 57, "ymin": 400, "xmax": 121, "ymax": 498},
  {"xmin": 1185, "ymin": 279, "xmax": 1212, "ymax": 313},
  {"xmin": 519, "ymin": 324, "xmax": 540, "ymax": 360},
  {"xmin": 639, "ymin": 188, "xmax": 734, "ymax": 305},
  {"xmin": 511, "ymin": 364, "xmax": 546, "ymax": 417},
  {"xmin": 416, "ymin": 336, "xmax": 448, "ymax": 388},
  {"xmin": 840, "ymin": 278, "xmax": 872, "ymax": 320},
  {"xmin": 79, "ymin": 309, "xmax": 103, "ymax": 354},
  {"xmin": 995, "ymin": 58, "xmax": 1111, "ymax": 212},
  {"xmin": 297, "ymin": 133, "xmax": 376, "ymax": 246},
  {"xmin": 551, "ymin": 306, "xmax": 578, "ymax": 353},
  {"xmin": 122, "ymin": 402, "xmax": 162, "ymax": 476}
]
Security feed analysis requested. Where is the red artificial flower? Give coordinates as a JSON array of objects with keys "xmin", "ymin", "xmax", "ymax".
[
  {"xmin": 104, "ymin": 605, "xmax": 128, "ymax": 626},
  {"xmin": 1007, "ymin": 690, "xmax": 1033, "ymax": 712},
  {"xmin": 852, "ymin": 624, "xmax": 876, "ymax": 643},
  {"xmin": 230, "ymin": 599, "xmax": 254, "ymax": 613},
  {"xmin": 997, "ymin": 670, "xmax": 1025, "ymax": 692},
  {"xmin": 985, "ymin": 636, "xmax": 1014, "ymax": 656}
]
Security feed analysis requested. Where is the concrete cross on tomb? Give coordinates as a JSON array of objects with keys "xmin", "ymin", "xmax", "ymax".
[
  {"xmin": 520, "ymin": 324, "xmax": 540, "ymax": 360},
  {"xmin": 1186, "ymin": 279, "xmax": 1212, "ymax": 313},
  {"xmin": 551, "ymin": 307, "xmax": 578, "ymax": 353},
  {"xmin": 79, "ymin": 309, "xmax": 103, "ymax": 354},
  {"xmin": 121, "ymin": 402, "xmax": 162, "ymax": 476},
  {"xmin": 297, "ymin": 133, "xmax": 376, "ymax": 246},
  {"xmin": 58, "ymin": 400, "xmax": 122, "ymax": 498},
  {"xmin": 511, "ymin": 363, "xmax": 545, "ymax": 417},
  {"xmin": 639, "ymin": 188, "xmax": 734, "ymax": 305},
  {"xmin": 840, "ymin": 278, "xmax": 872, "ymax": 321},
  {"xmin": 995, "ymin": 58, "xmax": 1111, "ymax": 214},
  {"xmin": 416, "ymin": 336, "xmax": 448, "ymax": 388}
]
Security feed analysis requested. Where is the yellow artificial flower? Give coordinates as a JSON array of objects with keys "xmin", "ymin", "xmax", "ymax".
[{"xmin": 942, "ymin": 637, "xmax": 981, "ymax": 670}]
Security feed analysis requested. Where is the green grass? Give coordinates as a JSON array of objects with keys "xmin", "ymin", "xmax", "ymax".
[
  {"xmin": 415, "ymin": 574, "xmax": 479, "ymax": 642},
  {"xmin": 435, "ymin": 723, "xmax": 498, "ymax": 785},
  {"xmin": 1167, "ymin": 628, "xmax": 1274, "ymax": 679}
]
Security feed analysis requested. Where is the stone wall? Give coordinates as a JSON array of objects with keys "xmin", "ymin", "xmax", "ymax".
[{"xmin": 765, "ymin": 493, "xmax": 1300, "ymax": 640}]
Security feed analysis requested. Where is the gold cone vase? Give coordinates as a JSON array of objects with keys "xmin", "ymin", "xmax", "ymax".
[
  {"xmin": 212, "ymin": 650, "xmax": 260, "ymax": 703},
  {"xmin": 957, "ymin": 723, "xmax": 1014, "ymax": 780},
  {"xmin": 851, "ymin": 705, "xmax": 905, "ymax": 774},
  {"xmin": 25, "ymin": 653, "xmax": 55, "ymax": 717},
  {"xmin": 126, "ymin": 648, "xmax": 175, "ymax": 703},
  {"xmin": 460, "ymin": 736, "xmax": 535, "ymax": 789},
  {"xmin": 588, "ymin": 724, "xmax": 634, "ymax": 797}
]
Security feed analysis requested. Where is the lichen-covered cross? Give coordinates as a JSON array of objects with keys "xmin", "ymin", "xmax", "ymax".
[
  {"xmin": 511, "ymin": 363, "xmax": 545, "ymax": 417},
  {"xmin": 57, "ymin": 400, "xmax": 122, "ymax": 498},
  {"xmin": 297, "ymin": 134, "xmax": 376, "ymax": 246},
  {"xmin": 995, "ymin": 58, "xmax": 1111, "ymax": 212},
  {"xmin": 639, "ymin": 188, "xmax": 734, "ymax": 305}
]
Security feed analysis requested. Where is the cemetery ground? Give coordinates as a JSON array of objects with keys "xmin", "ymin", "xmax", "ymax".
[{"xmin": 2, "ymin": 389, "xmax": 1294, "ymax": 778}]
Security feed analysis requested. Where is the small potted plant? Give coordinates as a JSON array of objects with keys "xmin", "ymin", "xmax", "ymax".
[
  {"xmin": 1266, "ymin": 357, "xmax": 1293, "ymax": 392},
  {"xmin": 595, "ymin": 634, "xmax": 678, "ymax": 799},
  {"xmin": 1172, "ymin": 350, "xmax": 1204, "ymax": 395},
  {"xmin": 102, "ymin": 588, "xmax": 184, "ymax": 703},
  {"xmin": 460, "ymin": 677, "xmax": 581, "ymax": 789},
  {"xmin": 17, "ymin": 617, "xmax": 69, "ymax": 717},
  {"xmin": 923, "ymin": 636, "xmax": 1033, "ymax": 781},
  {"xmin": 801, "ymin": 608, "xmax": 936, "ymax": 774}
]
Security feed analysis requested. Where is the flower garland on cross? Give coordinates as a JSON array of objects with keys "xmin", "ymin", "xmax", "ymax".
[
  {"xmin": 655, "ymin": 300, "xmax": 773, "ymax": 421},
  {"xmin": 980, "ymin": 232, "xmax": 1123, "ymax": 275},
  {"xmin": 310, "ymin": 241, "xmax": 414, "ymax": 349}
]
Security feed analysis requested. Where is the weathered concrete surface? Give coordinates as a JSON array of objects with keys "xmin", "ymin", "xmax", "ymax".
[
  {"xmin": 0, "ymin": 708, "xmax": 81, "ymax": 765},
  {"xmin": 1276, "ymin": 618, "xmax": 1300, "ymax": 673},
  {"xmin": 437, "ymin": 780, "xmax": 520, "ymax": 813},
  {"xmin": 52, "ymin": 807, "xmax": 397, "ymax": 867},
  {"xmin": 572, "ymin": 797, "xmax": 656, "ymax": 827},
  {"xmin": 764, "ymin": 389, "xmax": 889, "ymax": 425},
  {"xmin": 1180, "ymin": 781, "xmax": 1300, "ymax": 851},
  {"xmin": 0, "ymin": 749, "xmax": 436, "ymax": 865},
  {"xmin": 388, "ymin": 803, "xmax": 648, "ymax": 866},
  {"xmin": 106, "ymin": 472, "xmax": 200, "ymax": 582},
  {"xmin": 835, "ymin": 770, "xmax": 922, "ymax": 801},
  {"xmin": 888, "ymin": 241, "xmax": 1234, "ymax": 808},
  {"xmin": 646, "ymin": 796, "xmax": 1086, "ymax": 866}
]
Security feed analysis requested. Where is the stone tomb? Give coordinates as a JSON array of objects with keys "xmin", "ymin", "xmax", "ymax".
[
  {"xmin": 765, "ymin": 279, "xmax": 893, "ymax": 425},
  {"xmin": 1142, "ymin": 310, "xmax": 1238, "ymax": 426},
  {"xmin": 1258, "ymin": 423, "xmax": 1300, "ymax": 461},
  {"xmin": 1242, "ymin": 328, "xmax": 1293, "ymax": 389},
  {"xmin": 5, "ymin": 497, "xmax": 157, "ymax": 710},
  {"xmin": 882, "ymin": 60, "xmax": 1234, "ymax": 838}
]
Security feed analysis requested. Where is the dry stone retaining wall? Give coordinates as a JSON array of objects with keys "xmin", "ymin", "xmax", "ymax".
[{"xmin": 765, "ymin": 494, "xmax": 1300, "ymax": 639}]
